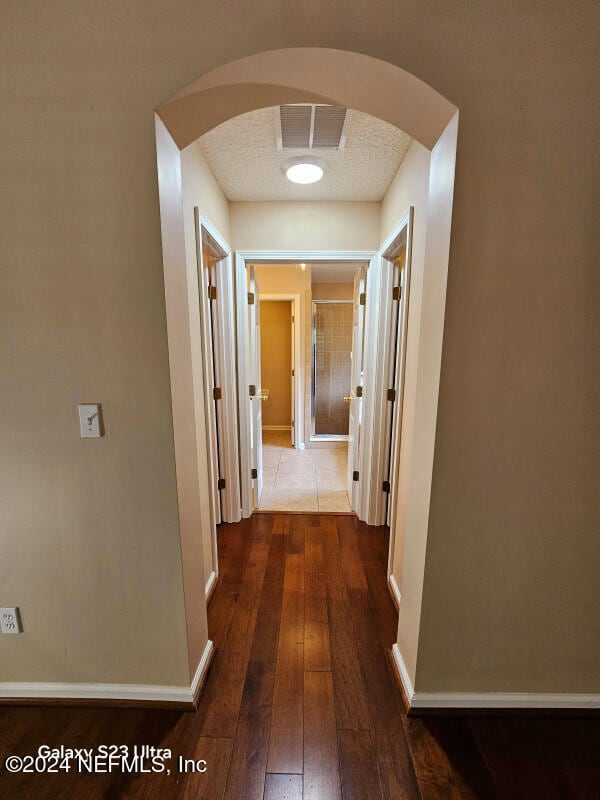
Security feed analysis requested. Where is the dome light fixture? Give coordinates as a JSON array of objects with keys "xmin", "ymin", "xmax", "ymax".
[{"xmin": 283, "ymin": 157, "xmax": 324, "ymax": 185}]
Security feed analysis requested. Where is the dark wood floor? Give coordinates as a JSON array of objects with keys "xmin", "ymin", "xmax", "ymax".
[{"xmin": 1, "ymin": 514, "xmax": 599, "ymax": 799}]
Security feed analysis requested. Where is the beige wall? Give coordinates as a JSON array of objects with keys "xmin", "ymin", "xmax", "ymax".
[
  {"xmin": 312, "ymin": 283, "xmax": 354, "ymax": 301},
  {"xmin": 181, "ymin": 140, "xmax": 231, "ymax": 244},
  {"xmin": 180, "ymin": 135, "xmax": 231, "ymax": 629},
  {"xmin": 231, "ymin": 202, "xmax": 380, "ymax": 251},
  {"xmin": 255, "ymin": 265, "xmax": 311, "ymax": 296},
  {"xmin": 260, "ymin": 301, "xmax": 292, "ymax": 427},
  {"xmin": 2, "ymin": 2, "xmax": 599, "ymax": 698}
]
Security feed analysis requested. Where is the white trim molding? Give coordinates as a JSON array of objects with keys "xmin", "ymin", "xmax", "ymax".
[
  {"xmin": 191, "ymin": 639, "xmax": 215, "ymax": 706},
  {"xmin": 392, "ymin": 643, "xmax": 415, "ymax": 706},
  {"xmin": 388, "ymin": 574, "xmax": 402, "ymax": 610},
  {"xmin": 0, "ymin": 640, "xmax": 214, "ymax": 709},
  {"xmin": 205, "ymin": 570, "xmax": 217, "ymax": 601},
  {"xmin": 392, "ymin": 643, "xmax": 600, "ymax": 712}
]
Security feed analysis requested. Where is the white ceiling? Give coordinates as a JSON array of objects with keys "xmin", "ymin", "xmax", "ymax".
[
  {"xmin": 310, "ymin": 262, "xmax": 364, "ymax": 283},
  {"xmin": 197, "ymin": 107, "xmax": 412, "ymax": 202}
]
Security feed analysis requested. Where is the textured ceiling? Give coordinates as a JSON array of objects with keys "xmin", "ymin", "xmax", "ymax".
[{"xmin": 197, "ymin": 107, "xmax": 412, "ymax": 202}]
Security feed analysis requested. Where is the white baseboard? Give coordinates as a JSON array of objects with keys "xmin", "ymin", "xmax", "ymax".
[
  {"xmin": 262, "ymin": 425, "xmax": 291, "ymax": 431},
  {"xmin": 190, "ymin": 639, "xmax": 214, "ymax": 705},
  {"xmin": 0, "ymin": 639, "xmax": 214, "ymax": 707},
  {"xmin": 205, "ymin": 569, "xmax": 217, "ymax": 600},
  {"xmin": 391, "ymin": 643, "xmax": 600, "ymax": 711},
  {"xmin": 392, "ymin": 643, "xmax": 415, "ymax": 705},
  {"xmin": 411, "ymin": 691, "xmax": 600, "ymax": 710},
  {"xmin": 388, "ymin": 574, "xmax": 401, "ymax": 610}
]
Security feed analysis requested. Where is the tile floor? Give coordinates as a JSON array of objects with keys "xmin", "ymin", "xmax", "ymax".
[{"xmin": 258, "ymin": 429, "xmax": 352, "ymax": 513}]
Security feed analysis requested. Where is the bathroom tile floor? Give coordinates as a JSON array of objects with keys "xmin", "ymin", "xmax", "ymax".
[{"xmin": 258, "ymin": 429, "xmax": 352, "ymax": 513}]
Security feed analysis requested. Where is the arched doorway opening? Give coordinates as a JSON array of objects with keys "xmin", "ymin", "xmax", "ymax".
[{"xmin": 154, "ymin": 47, "xmax": 458, "ymax": 698}]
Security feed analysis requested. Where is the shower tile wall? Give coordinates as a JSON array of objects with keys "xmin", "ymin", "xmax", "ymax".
[{"xmin": 315, "ymin": 303, "xmax": 353, "ymax": 435}]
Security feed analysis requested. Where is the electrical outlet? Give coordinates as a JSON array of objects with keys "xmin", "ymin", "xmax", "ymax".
[{"xmin": 1, "ymin": 607, "xmax": 22, "ymax": 634}]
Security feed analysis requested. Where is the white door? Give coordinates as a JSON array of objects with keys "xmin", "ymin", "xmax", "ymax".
[
  {"xmin": 347, "ymin": 265, "xmax": 367, "ymax": 510},
  {"xmin": 248, "ymin": 267, "xmax": 263, "ymax": 506}
]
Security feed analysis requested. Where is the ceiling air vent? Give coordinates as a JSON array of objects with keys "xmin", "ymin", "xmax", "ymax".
[{"xmin": 277, "ymin": 104, "xmax": 349, "ymax": 150}]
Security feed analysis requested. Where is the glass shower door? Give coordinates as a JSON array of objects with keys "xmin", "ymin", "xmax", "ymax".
[{"xmin": 312, "ymin": 301, "xmax": 353, "ymax": 438}]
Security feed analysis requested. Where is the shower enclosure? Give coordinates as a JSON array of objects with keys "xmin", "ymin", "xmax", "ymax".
[{"xmin": 311, "ymin": 301, "xmax": 353, "ymax": 439}]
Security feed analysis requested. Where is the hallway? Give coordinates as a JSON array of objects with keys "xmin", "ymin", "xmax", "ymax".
[{"xmin": 1, "ymin": 514, "xmax": 598, "ymax": 799}]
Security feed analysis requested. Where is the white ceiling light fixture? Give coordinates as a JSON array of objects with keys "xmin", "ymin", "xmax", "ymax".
[{"xmin": 282, "ymin": 157, "xmax": 324, "ymax": 185}]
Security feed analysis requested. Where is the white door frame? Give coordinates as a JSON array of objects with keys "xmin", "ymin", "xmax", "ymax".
[
  {"xmin": 235, "ymin": 250, "xmax": 375, "ymax": 519},
  {"xmin": 358, "ymin": 208, "xmax": 414, "ymax": 531},
  {"xmin": 195, "ymin": 212, "xmax": 241, "ymax": 526},
  {"xmin": 194, "ymin": 210, "xmax": 221, "ymax": 585},
  {"xmin": 383, "ymin": 209, "xmax": 414, "ymax": 577}
]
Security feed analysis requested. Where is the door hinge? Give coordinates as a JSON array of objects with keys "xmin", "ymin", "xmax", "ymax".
[
  {"xmin": 213, "ymin": 387, "xmax": 222, "ymax": 400},
  {"xmin": 387, "ymin": 388, "xmax": 396, "ymax": 402},
  {"xmin": 359, "ymin": 292, "xmax": 366, "ymax": 306},
  {"xmin": 382, "ymin": 480, "xmax": 391, "ymax": 493},
  {"xmin": 250, "ymin": 468, "xmax": 257, "ymax": 479},
  {"xmin": 356, "ymin": 385, "xmax": 363, "ymax": 398},
  {"xmin": 392, "ymin": 286, "xmax": 402, "ymax": 301},
  {"xmin": 218, "ymin": 478, "xmax": 226, "ymax": 490},
  {"xmin": 292, "ymin": 315, "xmax": 295, "ymax": 323},
  {"xmin": 353, "ymin": 470, "xmax": 359, "ymax": 482},
  {"xmin": 249, "ymin": 384, "xmax": 256, "ymax": 397},
  {"xmin": 208, "ymin": 285, "xmax": 217, "ymax": 301},
  {"xmin": 248, "ymin": 291, "xmax": 255, "ymax": 305},
  {"xmin": 291, "ymin": 369, "xmax": 295, "ymax": 377}
]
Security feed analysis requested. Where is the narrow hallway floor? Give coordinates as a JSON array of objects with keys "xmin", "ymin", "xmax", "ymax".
[{"xmin": 259, "ymin": 429, "xmax": 351, "ymax": 513}]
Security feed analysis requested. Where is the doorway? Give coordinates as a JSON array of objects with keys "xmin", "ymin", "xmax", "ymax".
[
  {"xmin": 237, "ymin": 256, "xmax": 371, "ymax": 515},
  {"xmin": 155, "ymin": 47, "xmax": 458, "ymax": 703}
]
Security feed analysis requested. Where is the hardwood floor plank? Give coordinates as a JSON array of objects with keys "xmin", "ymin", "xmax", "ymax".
[
  {"xmin": 362, "ymin": 560, "xmax": 399, "ymax": 646},
  {"xmin": 266, "ymin": 554, "xmax": 305, "ymax": 774},
  {"xmin": 207, "ymin": 579, "xmax": 239, "ymax": 649},
  {"xmin": 322, "ymin": 522, "xmax": 371, "ymax": 731},
  {"xmin": 304, "ymin": 671, "xmax": 342, "ymax": 800},
  {"xmin": 249, "ymin": 533, "xmax": 286, "ymax": 663},
  {"xmin": 271, "ymin": 514, "xmax": 290, "ymax": 536},
  {"xmin": 263, "ymin": 773, "xmax": 303, "ymax": 800},
  {"xmin": 304, "ymin": 526, "xmax": 328, "ymax": 624},
  {"xmin": 217, "ymin": 519, "xmax": 253, "ymax": 583},
  {"xmin": 336, "ymin": 517, "xmax": 369, "ymax": 593},
  {"xmin": 198, "ymin": 537, "xmax": 271, "ymax": 737},
  {"xmin": 404, "ymin": 716, "xmax": 497, "ymax": 800},
  {"xmin": 338, "ymin": 729, "xmax": 384, "ymax": 800},
  {"xmin": 176, "ymin": 736, "xmax": 233, "ymax": 800},
  {"xmin": 345, "ymin": 585, "xmax": 420, "ymax": 799},
  {"xmin": 468, "ymin": 717, "xmax": 600, "ymax": 800},
  {"xmin": 223, "ymin": 661, "xmax": 276, "ymax": 800},
  {"xmin": 286, "ymin": 515, "xmax": 307, "ymax": 555},
  {"xmin": 304, "ymin": 620, "xmax": 332, "ymax": 671}
]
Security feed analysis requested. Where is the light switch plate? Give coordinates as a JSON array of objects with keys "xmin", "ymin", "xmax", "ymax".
[
  {"xmin": 78, "ymin": 403, "xmax": 103, "ymax": 438},
  {"xmin": 1, "ymin": 607, "xmax": 22, "ymax": 634}
]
